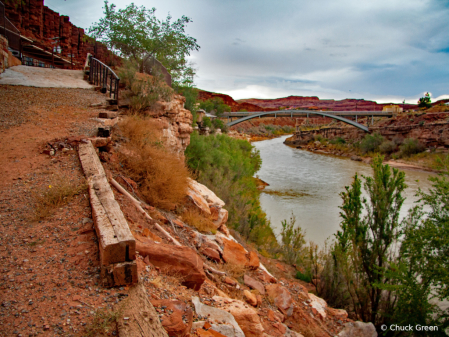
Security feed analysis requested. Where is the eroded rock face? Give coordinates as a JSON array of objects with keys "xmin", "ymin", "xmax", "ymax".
[
  {"xmin": 308, "ymin": 293, "xmax": 327, "ymax": 319},
  {"xmin": 212, "ymin": 296, "xmax": 265, "ymax": 337},
  {"xmin": 337, "ymin": 321, "xmax": 377, "ymax": 337},
  {"xmin": 147, "ymin": 95, "xmax": 193, "ymax": 156},
  {"xmin": 136, "ymin": 242, "xmax": 205, "ymax": 291}
]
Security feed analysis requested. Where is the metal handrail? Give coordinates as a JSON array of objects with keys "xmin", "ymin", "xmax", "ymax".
[{"xmin": 88, "ymin": 55, "xmax": 120, "ymax": 103}]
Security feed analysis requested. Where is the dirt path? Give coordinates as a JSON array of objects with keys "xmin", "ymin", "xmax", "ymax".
[
  {"xmin": 0, "ymin": 66, "xmax": 93, "ymax": 89},
  {"xmin": 0, "ymin": 84, "xmax": 128, "ymax": 336}
]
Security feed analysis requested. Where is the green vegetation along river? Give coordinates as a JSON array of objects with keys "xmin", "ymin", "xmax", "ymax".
[{"xmin": 253, "ymin": 135, "xmax": 436, "ymax": 247}]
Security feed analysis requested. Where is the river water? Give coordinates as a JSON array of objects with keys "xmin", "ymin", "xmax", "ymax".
[{"xmin": 253, "ymin": 135, "xmax": 436, "ymax": 246}]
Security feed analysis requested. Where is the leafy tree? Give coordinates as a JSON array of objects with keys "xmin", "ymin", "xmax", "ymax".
[
  {"xmin": 89, "ymin": 1, "xmax": 200, "ymax": 84},
  {"xmin": 336, "ymin": 155, "xmax": 407, "ymax": 325},
  {"xmin": 383, "ymin": 156, "xmax": 449, "ymax": 334},
  {"xmin": 418, "ymin": 92, "xmax": 432, "ymax": 108},
  {"xmin": 199, "ymin": 97, "xmax": 231, "ymax": 117}
]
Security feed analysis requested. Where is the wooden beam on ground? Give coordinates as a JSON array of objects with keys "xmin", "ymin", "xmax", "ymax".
[{"xmin": 79, "ymin": 142, "xmax": 137, "ymax": 287}]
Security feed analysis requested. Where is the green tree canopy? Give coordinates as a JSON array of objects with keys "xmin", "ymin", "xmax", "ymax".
[{"xmin": 89, "ymin": 1, "xmax": 200, "ymax": 85}]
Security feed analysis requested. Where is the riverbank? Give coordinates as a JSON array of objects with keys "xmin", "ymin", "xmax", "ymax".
[{"xmin": 284, "ymin": 134, "xmax": 447, "ymax": 174}]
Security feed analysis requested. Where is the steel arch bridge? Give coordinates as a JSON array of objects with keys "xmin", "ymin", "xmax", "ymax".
[{"xmin": 224, "ymin": 110, "xmax": 390, "ymax": 133}]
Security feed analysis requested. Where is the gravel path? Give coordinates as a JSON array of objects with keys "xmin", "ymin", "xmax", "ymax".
[{"xmin": 0, "ymin": 66, "xmax": 93, "ymax": 89}]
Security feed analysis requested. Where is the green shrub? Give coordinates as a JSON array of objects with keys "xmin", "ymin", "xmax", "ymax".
[
  {"xmin": 296, "ymin": 271, "xmax": 312, "ymax": 283},
  {"xmin": 419, "ymin": 121, "xmax": 425, "ymax": 126},
  {"xmin": 202, "ymin": 116, "xmax": 212, "ymax": 128},
  {"xmin": 399, "ymin": 138, "xmax": 426, "ymax": 157},
  {"xmin": 360, "ymin": 133, "xmax": 384, "ymax": 154},
  {"xmin": 185, "ymin": 133, "xmax": 277, "ymax": 250},
  {"xmin": 280, "ymin": 215, "xmax": 306, "ymax": 265},
  {"xmin": 330, "ymin": 137, "xmax": 346, "ymax": 145},
  {"xmin": 379, "ymin": 140, "xmax": 396, "ymax": 154}
]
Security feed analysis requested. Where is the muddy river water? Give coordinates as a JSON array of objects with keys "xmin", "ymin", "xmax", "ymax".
[{"xmin": 254, "ymin": 135, "xmax": 436, "ymax": 246}]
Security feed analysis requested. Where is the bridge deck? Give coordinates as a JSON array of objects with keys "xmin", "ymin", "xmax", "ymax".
[
  {"xmin": 225, "ymin": 110, "xmax": 381, "ymax": 132},
  {"xmin": 223, "ymin": 110, "xmax": 393, "ymax": 118}
]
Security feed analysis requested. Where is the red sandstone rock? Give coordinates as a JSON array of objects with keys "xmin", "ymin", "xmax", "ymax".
[
  {"xmin": 201, "ymin": 247, "xmax": 221, "ymax": 263},
  {"xmin": 151, "ymin": 299, "xmax": 193, "ymax": 337},
  {"xmin": 136, "ymin": 242, "xmax": 206, "ymax": 291},
  {"xmin": 257, "ymin": 269, "xmax": 277, "ymax": 283},
  {"xmin": 243, "ymin": 290, "xmax": 258, "ymax": 306},
  {"xmin": 223, "ymin": 277, "xmax": 237, "ymax": 286},
  {"xmin": 212, "ymin": 296, "xmax": 265, "ymax": 337},
  {"xmin": 265, "ymin": 284, "xmax": 294, "ymax": 317},
  {"xmin": 244, "ymin": 274, "xmax": 265, "ymax": 295},
  {"xmin": 247, "ymin": 251, "xmax": 259, "ymax": 270}
]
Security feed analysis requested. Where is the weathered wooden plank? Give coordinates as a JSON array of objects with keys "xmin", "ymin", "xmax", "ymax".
[
  {"xmin": 78, "ymin": 142, "xmax": 106, "ymax": 178},
  {"xmin": 92, "ymin": 176, "xmax": 136, "ymax": 261},
  {"xmin": 79, "ymin": 141, "xmax": 136, "ymax": 267},
  {"xmin": 88, "ymin": 182, "xmax": 125, "ymax": 266}
]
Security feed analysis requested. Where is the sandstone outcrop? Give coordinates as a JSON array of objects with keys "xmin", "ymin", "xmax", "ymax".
[{"xmin": 136, "ymin": 242, "xmax": 206, "ymax": 291}]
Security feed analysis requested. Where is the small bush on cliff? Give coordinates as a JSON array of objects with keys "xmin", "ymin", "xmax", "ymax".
[
  {"xmin": 359, "ymin": 133, "xmax": 384, "ymax": 154},
  {"xmin": 115, "ymin": 115, "xmax": 189, "ymax": 210},
  {"xmin": 398, "ymin": 138, "xmax": 426, "ymax": 158},
  {"xmin": 118, "ymin": 61, "xmax": 173, "ymax": 112},
  {"xmin": 175, "ymin": 85, "xmax": 198, "ymax": 123}
]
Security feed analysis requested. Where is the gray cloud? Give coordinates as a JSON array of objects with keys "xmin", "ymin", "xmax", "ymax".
[{"xmin": 44, "ymin": 0, "xmax": 449, "ymax": 102}]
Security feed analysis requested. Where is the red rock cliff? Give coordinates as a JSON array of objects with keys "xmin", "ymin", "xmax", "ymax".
[{"xmin": 4, "ymin": 0, "xmax": 120, "ymax": 69}]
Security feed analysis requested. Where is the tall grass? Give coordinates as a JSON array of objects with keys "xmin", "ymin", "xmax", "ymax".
[{"xmin": 115, "ymin": 116, "xmax": 189, "ymax": 211}]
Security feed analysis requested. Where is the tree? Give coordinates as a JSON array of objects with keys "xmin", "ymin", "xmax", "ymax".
[
  {"xmin": 336, "ymin": 155, "xmax": 407, "ymax": 325},
  {"xmin": 418, "ymin": 92, "xmax": 432, "ymax": 108},
  {"xmin": 89, "ymin": 1, "xmax": 200, "ymax": 85}
]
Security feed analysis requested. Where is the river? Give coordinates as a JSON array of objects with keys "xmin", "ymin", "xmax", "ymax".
[{"xmin": 253, "ymin": 135, "xmax": 436, "ymax": 246}]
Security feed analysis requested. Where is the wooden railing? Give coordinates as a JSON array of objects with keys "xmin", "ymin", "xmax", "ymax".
[{"xmin": 88, "ymin": 55, "xmax": 120, "ymax": 103}]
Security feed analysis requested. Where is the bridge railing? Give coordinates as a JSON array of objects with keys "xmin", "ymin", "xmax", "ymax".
[{"xmin": 88, "ymin": 55, "xmax": 120, "ymax": 103}]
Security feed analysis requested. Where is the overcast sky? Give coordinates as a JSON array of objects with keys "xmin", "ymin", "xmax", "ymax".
[{"xmin": 46, "ymin": 0, "xmax": 449, "ymax": 103}]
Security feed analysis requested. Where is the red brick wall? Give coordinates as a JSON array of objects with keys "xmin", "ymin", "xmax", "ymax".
[{"xmin": 4, "ymin": 0, "xmax": 121, "ymax": 69}]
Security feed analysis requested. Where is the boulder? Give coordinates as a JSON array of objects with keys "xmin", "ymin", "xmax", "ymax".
[
  {"xmin": 244, "ymin": 274, "xmax": 265, "ymax": 295},
  {"xmin": 265, "ymin": 284, "xmax": 294, "ymax": 317},
  {"xmin": 188, "ymin": 178, "xmax": 225, "ymax": 207},
  {"xmin": 212, "ymin": 296, "xmax": 265, "ymax": 337},
  {"xmin": 221, "ymin": 238, "xmax": 259, "ymax": 270},
  {"xmin": 192, "ymin": 297, "xmax": 245, "ymax": 337},
  {"xmin": 337, "ymin": 321, "xmax": 377, "ymax": 337},
  {"xmin": 243, "ymin": 290, "xmax": 258, "ymax": 306},
  {"xmin": 151, "ymin": 299, "xmax": 193, "ymax": 337},
  {"xmin": 186, "ymin": 187, "xmax": 211, "ymax": 215},
  {"xmin": 136, "ymin": 242, "xmax": 206, "ymax": 291},
  {"xmin": 308, "ymin": 293, "xmax": 327, "ymax": 319},
  {"xmin": 327, "ymin": 307, "xmax": 348, "ymax": 320}
]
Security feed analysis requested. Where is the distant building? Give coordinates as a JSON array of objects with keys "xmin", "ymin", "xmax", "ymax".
[{"xmin": 382, "ymin": 105, "xmax": 403, "ymax": 113}]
